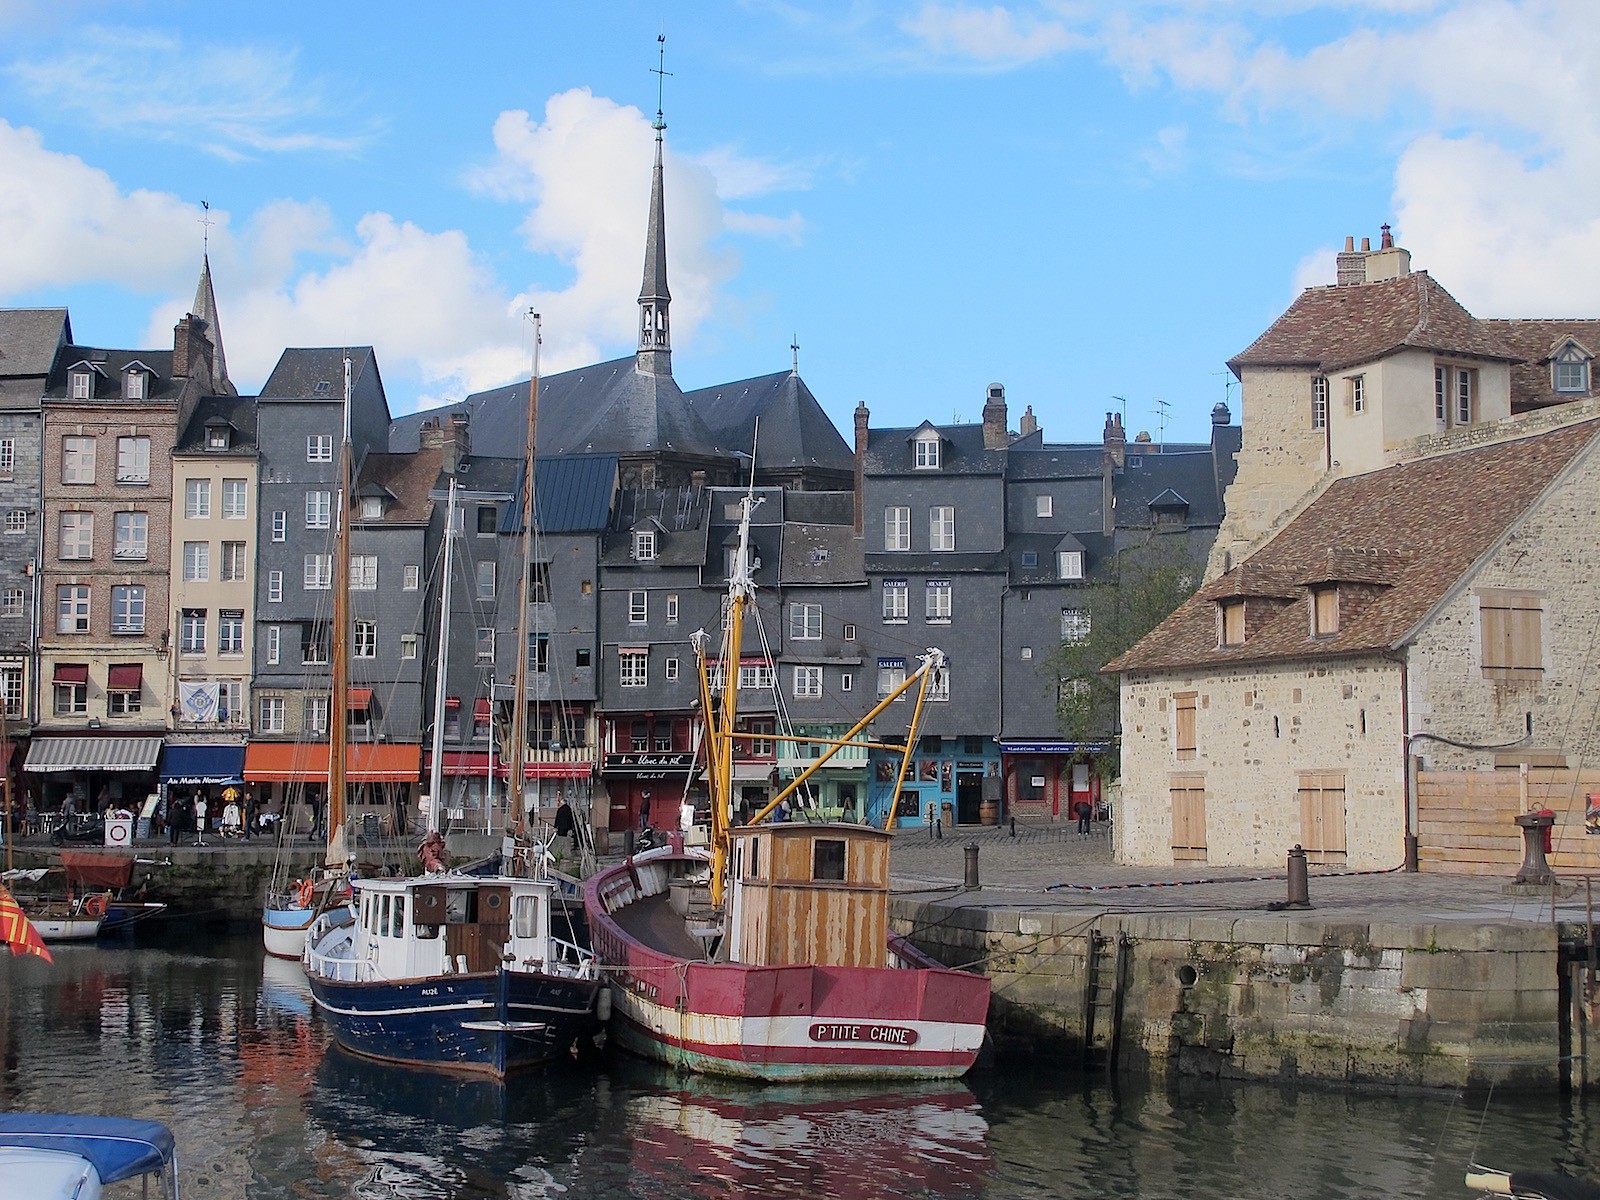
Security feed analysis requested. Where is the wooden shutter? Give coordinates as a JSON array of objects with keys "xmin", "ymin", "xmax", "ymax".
[
  {"xmin": 1170, "ymin": 776, "xmax": 1207, "ymax": 862},
  {"xmin": 1174, "ymin": 692, "xmax": 1197, "ymax": 761},
  {"xmin": 1479, "ymin": 591, "xmax": 1543, "ymax": 678},
  {"xmin": 1297, "ymin": 772, "xmax": 1347, "ymax": 865}
]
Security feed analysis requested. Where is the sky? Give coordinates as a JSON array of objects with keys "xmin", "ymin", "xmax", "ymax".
[{"xmin": 1, "ymin": 1, "xmax": 1596, "ymax": 447}]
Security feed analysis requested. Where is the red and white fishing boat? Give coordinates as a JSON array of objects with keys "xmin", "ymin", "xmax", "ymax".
[{"xmin": 583, "ymin": 486, "xmax": 991, "ymax": 1081}]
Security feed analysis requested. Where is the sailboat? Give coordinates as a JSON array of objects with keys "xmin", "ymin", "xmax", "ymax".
[
  {"xmin": 302, "ymin": 316, "xmax": 607, "ymax": 1077},
  {"xmin": 582, "ymin": 484, "xmax": 992, "ymax": 1081},
  {"xmin": 261, "ymin": 357, "xmax": 357, "ymax": 960}
]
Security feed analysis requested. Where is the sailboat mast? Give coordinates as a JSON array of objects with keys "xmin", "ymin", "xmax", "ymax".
[
  {"xmin": 508, "ymin": 313, "xmax": 541, "ymax": 842},
  {"xmin": 425, "ymin": 479, "xmax": 458, "ymax": 837},
  {"xmin": 326, "ymin": 354, "xmax": 353, "ymax": 868}
]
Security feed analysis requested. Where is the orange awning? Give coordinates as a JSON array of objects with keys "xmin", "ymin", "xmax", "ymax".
[
  {"xmin": 243, "ymin": 742, "xmax": 420, "ymax": 783},
  {"xmin": 347, "ymin": 688, "xmax": 373, "ymax": 709}
]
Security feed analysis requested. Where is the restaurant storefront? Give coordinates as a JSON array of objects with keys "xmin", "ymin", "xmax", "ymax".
[{"xmin": 243, "ymin": 742, "xmax": 421, "ymax": 835}]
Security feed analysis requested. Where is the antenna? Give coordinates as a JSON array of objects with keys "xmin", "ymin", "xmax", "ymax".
[
  {"xmin": 1153, "ymin": 398, "xmax": 1171, "ymax": 452},
  {"xmin": 650, "ymin": 34, "xmax": 671, "ymax": 133},
  {"xmin": 790, "ymin": 335, "xmax": 799, "ymax": 376},
  {"xmin": 198, "ymin": 200, "xmax": 214, "ymax": 254},
  {"xmin": 1111, "ymin": 395, "xmax": 1128, "ymax": 425}
]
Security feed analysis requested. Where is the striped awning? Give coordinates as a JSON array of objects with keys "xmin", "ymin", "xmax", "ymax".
[{"xmin": 25, "ymin": 736, "xmax": 163, "ymax": 773}]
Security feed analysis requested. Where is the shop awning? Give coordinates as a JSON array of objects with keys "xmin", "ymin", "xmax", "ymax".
[
  {"xmin": 160, "ymin": 743, "xmax": 246, "ymax": 785},
  {"xmin": 445, "ymin": 697, "xmax": 461, "ymax": 710},
  {"xmin": 473, "ymin": 698, "xmax": 492, "ymax": 719},
  {"xmin": 107, "ymin": 664, "xmax": 144, "ymax": 691},
  {"xmin": 243, "ymin": 742, "xmax": 421, "ymax": 784},
  {"xmin": 998, "ymin": 740, "xmax": 1110, "ymax": 754},
  {"xmin": 347, "ymin": 688, "xmax": 373, "ymax": 709},
  {"xmin": 53, "ymin": 663, "xmax": 89, "ymax": 684},
  {"xmin": 25, "ymin": 736, "xmax": 163, "ymax": 773},
  {"xmin": 422, "ymin": 751, "xmax": 593, "ymax": 780},
  {"xmin": 731, "ymin": 763, "xmax": 777, "ymax": 781}
]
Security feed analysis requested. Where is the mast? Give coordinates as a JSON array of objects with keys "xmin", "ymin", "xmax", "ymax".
[
  {"xmin": 507, "ymin": 313, "xmax": 541, "ymax": 850},
  {"xmin": 325, "ymin": 354, "xmax": 352, "ymax": 869},
  {"xmin": 425, "ymin": 480, "xmax": 459, "ymax": 837}
]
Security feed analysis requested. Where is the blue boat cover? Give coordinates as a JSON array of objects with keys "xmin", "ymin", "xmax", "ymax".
[
  {"xmin": 160, "ymin": 742, "xmax": 246, "ymax": 785},
  {"xmin": 0, "ymin": 1113, "xmax": 175, "ymax": 1183}
]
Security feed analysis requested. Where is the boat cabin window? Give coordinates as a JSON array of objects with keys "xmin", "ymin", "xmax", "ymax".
[
  {"xmin": 379, "ymin": 894, "xmax": 391, "ymax": 935},
  {"xmin": 390, "ymin": 895, "xmax": 405, "ymax": 937},
  {"xmin": 748, "ymin": 838, "xmax": 761, "ymax": 879},
  {"xmin": 513, "ymin": 894, "xmax": 540, "ymax": 939},
  {"xmin": 446, "ymin": 889, "xmax": 474, "ymax": 925},
  {"xmin": 812, "ymin": 838, "xmax": 846, "ymax": 882}
]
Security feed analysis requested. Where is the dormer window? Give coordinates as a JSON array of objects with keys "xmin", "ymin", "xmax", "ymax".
[
  {"xmin": 206, "ymin": 425, "xmax": 231, "ymax": 451},
  {"xmin": 125, "ymin": 369, "xmax": 146, "ymax": 400},
  {"xmin": 1220, "ymin": 600, "xmax": 1245, "ymax": 647},
  {"xmin": 360, "ymin": 496, "xmax": 383, "ymax": 519},
  {"xmin": 1554, "ymin": 343, "xmax": 1591, "ymax": 393},
  {"xmin": 1057, "ymin": 550, "xmax": 1084, "ymax": 580},
  {"xmin": 914, "ymin": 434, "xmax": 940, "ymax": 469},
  {"xmin": 634, "ymin": 530, "xmax": 657, "ymax": 561},
  {"xmin": 1311, "ymin": 586, "xmax": 1339, "ymax": 637},
  {"xmin": 70, "ymin": 370, "xmax": 93, "ymax": 401}
]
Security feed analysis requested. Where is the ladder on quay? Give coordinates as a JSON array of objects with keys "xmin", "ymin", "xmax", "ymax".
[{"xmin": 1082, "ymin": 928, "xmax": 1130, "ymax": 1072}]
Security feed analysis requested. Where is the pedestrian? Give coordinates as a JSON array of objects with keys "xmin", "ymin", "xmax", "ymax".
[
  {"xmin": 639, "ymin": 791, "xmax": 651, "ymax": 832},
  {"xmin": 553, "ymin": 797, "xmax": 575, "ymax": 859},
  {"xmin": 1076, "ymin": 798, "xmax": 1092, "ymax": 837},
  {"xmin": 241, "ymin": 792, "xmax": 253, "ymax": 841}
]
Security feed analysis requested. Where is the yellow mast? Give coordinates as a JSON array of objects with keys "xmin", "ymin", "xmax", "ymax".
[{"xmin": 325, "ymin": 354, "xmax": 353, "ymax": 869}]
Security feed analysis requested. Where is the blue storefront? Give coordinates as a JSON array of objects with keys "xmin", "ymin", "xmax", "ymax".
[{"xmin": 866, "ymin": 735, "xmax": 1002, "ymax": 828}]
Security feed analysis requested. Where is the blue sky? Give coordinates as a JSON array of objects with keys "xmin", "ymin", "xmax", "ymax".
[{"xmin": 1, "ymin": 1, "xmax": 1594, "ymax": 446}]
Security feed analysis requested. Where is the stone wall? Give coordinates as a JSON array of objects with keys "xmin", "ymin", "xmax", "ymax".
[{"xmin": 896, "ymin": 897, "xmax": 1563, "ymax": 1091}]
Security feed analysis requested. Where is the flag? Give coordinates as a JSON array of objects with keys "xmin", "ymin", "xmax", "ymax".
[{"xmin": 0, "ymin": 884, "xmax": 52, "ymax": 964}]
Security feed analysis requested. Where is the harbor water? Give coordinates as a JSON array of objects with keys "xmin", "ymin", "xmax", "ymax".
[{"xmin": 2, "ymin": 926, "xmax": 1598, "ymax": 1199}]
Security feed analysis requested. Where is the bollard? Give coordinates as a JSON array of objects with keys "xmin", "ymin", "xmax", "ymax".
[
  {"xmin": 964, "ymin": 842, "xmax": 980, "ymax": 890},
  {"xmin": 1010, "ymin": 816, "xmax": 1017, "ymax": 839},
  {"xmin": 935, "ymin": 817, "xmax": 943, "ymax": 841},
  {"xmin": 1513, "ymin": 811, "xmax": 1557, "ymax": 886},
  {"xmin": 624, "ymin": 829, "xmax": 636, "ymax": 856},
  {"xmin": 1285, "ymin": 844, "xmax": 1310, "ymax": 909}
]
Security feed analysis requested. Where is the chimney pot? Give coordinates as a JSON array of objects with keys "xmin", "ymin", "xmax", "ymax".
[
  {"xmin": 982, "ymin": 383, "xmax": 1008, "ymax": 450},
  {"xmin": 1361, "ymin": 237, "xmax": 1371, "ymax": 251},
  {"xmin": 1380, "ymin": 223, "xmax": 1393, "ymax": 249},
  {"xmin": 1344, "ymin": 236, "xmax": 1355, "ymax": 251}
]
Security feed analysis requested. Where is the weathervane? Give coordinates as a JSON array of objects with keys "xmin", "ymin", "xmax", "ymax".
[
  {"xmin": 650, "ymin": 33, "xmax": 671, "ymax": 133},
  {"xmin": 791, "ymin": 335, "xmax": 799, "ymax": 375},
  {"xmin": 198, "ymin": 200, "xmax": 214, "ymax": 254}
]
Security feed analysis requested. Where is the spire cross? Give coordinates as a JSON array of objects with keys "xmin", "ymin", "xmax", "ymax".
[
  {"xmin": 650, "ymin": 34, "xmax": 671, "ymax": 133},
  {"xmin": 791, "ymin": 336, "xmax": 799, "ymax": 375},
  {"xmin": 198, "ymin": 199, "xmax": 214, "ymax": 254}
]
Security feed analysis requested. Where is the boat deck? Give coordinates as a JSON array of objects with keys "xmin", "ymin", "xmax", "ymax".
[{"xmin": 612, "ymin": 891, "xmax": 713, "ymax": 962}]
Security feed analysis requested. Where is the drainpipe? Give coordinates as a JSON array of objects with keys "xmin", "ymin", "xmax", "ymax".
[{"xmin": 1398, "ymin": 653, "xmax": 1418, "ymax": 872}]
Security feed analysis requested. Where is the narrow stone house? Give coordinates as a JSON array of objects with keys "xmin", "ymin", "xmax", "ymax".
[{"xmin": 1110, "ymin": 411, "xmax": 1600, "ymax": 871}]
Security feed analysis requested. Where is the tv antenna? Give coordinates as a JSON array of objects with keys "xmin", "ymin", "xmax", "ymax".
[{"xmin": 1153, "ymin": 398, "xmax": 1171, "ymax": 452}]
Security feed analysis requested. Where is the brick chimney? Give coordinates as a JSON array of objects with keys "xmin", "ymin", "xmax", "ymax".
[
  {"xmin": 982, "ymin": 383, "xmax": 1008, "ymax": 450},
  {"xmin": 1102, "ymin": 411, "xmax": 1126, "ymax": 469},
  {"xmin": 172, "ymin": 314, "xmax": 215, "ymax": 386},
  {"xmin": 420, "ymin": 411, "xmax": 471, "ymax": 475},
  {"xmin": 853, "ymin": 401, "xmax": 870, "ymax": 536},
  {"xmin": 1019, "ymin": 405, "xmax": 1038, "ymax": 438}
]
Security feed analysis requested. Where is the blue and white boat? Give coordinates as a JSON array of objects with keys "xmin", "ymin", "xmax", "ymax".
[
  {"xmin": 302, "ymin": 870, "xmax": 605, "ymax": 1077},
  {"xmin": 0, "ymin": 1113, "xmax": 179, "ymax": 1199}
]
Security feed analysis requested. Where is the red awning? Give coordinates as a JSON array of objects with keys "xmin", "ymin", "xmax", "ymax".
[
  {"xmin": 53, "ymin": 663, "xmax": 89, "ymax": 684},
  {"xmin": 473, "ymin": 698, "xmax": 492, "ymax": 719},
  {"xmin": 243, "ymin": 742, "xmax": 421, "ymax": 783},
  {"xmin": 347, "ymin": 688, "xmax": 373, "ymax": 709},
  {"xmin": 444, "ymin": 697, "xmax": 461, "ymax": 710},
  {"xmin": 425, "ymin": 751, "xmax": 490, "ymax": 776},
  {"xmin": 106, "ymin": 663, "xmax": 143, "ymax": 691}
]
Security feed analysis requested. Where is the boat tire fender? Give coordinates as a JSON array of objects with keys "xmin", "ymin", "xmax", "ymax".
[
  {"xmin": 595, "ymin": 986, "xmax": 613, "ymax": 1023},
  {"xmin": 296, "ymin": 879, "xmax": 315, "ymax": 908}
]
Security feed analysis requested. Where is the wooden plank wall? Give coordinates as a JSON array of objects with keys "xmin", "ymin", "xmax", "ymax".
[{"xmin": 1417, "ymin": 769, "xmax": 1600, "ymax": 875}]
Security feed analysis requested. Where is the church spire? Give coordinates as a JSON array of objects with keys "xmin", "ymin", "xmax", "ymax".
[
  {"xmin": 637, "ymin": 35, "xmax": 672, "ymax": 377},
  {"xmin": 191, "ymin": 251, "xmax": 235, "ymax": 395}
]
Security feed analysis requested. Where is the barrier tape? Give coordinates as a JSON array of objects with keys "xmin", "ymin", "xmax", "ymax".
[{"xmin": 1045, "ymin": 863, "xmax": 1405, "ymax": 892}]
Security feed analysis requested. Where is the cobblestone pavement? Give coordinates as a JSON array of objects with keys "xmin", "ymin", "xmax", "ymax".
[{"xmin": 889, "ymin": 820, "xmax": 1596, "ymax": 926}]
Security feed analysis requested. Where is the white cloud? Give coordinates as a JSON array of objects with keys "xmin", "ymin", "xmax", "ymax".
[
  {"xmin": 5, "ymin": 26, "xmax": 369, "ymax": 158},
  {"xmin": 901, "ymin": 3, "xmax": 1083, "ymax": 66}
]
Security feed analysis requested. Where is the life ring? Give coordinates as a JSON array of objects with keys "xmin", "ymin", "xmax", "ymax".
[
  {"xmin": 295, "ymin": 879, "xmax": 315, "ymax": 908},
  {"xmin": 83, "ymin": 893, "xmax": 108, "ymax": 918}
]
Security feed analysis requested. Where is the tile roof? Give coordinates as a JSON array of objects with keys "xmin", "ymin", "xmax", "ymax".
[
  {"xmin": 1228, "ymin": 273, "xmax": 1520, "ymax": 376},
  {"xmin": 1482, "ymin": 319, "xmax": 1600, "ymax": 411},
  {"xmin": 356, "ymin": 448, "xmax": 443, "ymax": 524},
  {"xmin": 1111, "ymin": 418, "xmax": 1600, "ymax": 673}
]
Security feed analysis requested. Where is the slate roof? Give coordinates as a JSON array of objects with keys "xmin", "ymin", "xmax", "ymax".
[
  {"xmin": 173, "ymin": 394, "xmax": 259, "ymax": 455},
  {"xmin": 779, "ymin": 523, "xmax": 866, "ymax": 586},
  {"xmin": 686, "ymin": 370, "xmax": 854, "ymax": 475},
  {"xmin": 260, "ymin": 347, "xmax": 378, "ymax": 400},
  {"xmin": 864, "ymin": 551, "xmax": 1009, "ymax": 574},
  {"xmin": 1004, "ymin": 531, "xmax": 1117, "ymax": 586},
  {"xmin": 1005, "ymin": 446, "xmax": 1105, "ymax": 480},
  {"xmin": 1483, "ymin": 319, "xmax": 1600, "ymax": 410},
  {"xmin": 783, "ymin": 491, "xmax": 855, "ymax": 526},
  {"xmin": 1111, "ymin": 418, "xmax": 1600, "ymax": 673},
  {"xmin": 1228, "ymin": 273, "xmax": 1519, "ymax": 375},
  {"xmin": 864, "ymin": 422, "xmax": 1006, "ymax": 475},
  {"xmin": 0, "ymin": 308, "xmax": 71, "ymax": 408},
  {"xmin": 45, "ymin": 346, "xmax": 180, "ymax": 401},
  {"xmin": 499, "ymin": 453, "xmax": 619, "ymax": 534},
  {"xmin": 1114, "ymin": 447, "xmax": 1230, "ymax": 528},
  {"xmin": 603, "ymin": 487, "xmax": 710, "ymax": 568},
  {"xmin": 356, "ymin": 448, "xmax": 442, "ymax": 525}
]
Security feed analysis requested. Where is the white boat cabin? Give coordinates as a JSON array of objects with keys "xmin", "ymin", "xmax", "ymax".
[{"xmin": 725, "ymin": 823, "xmax": 891, "ymax": 969}]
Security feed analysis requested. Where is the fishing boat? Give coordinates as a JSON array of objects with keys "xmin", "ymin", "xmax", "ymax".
[
  {"xmin": 0, "ymin": 1113, "xmax": 179, "ymax": 1199},
  {"xmin": 60, "ymin": 851, "xmax": 167, "ymax": 932},
  {"xmin": 261, "ymin": 357, "xmax": 358, "ymax": 959},
  {"xmin": 16, "ymin": 893, "xmax": 106, "ymax": 942},
  {"xmin": 582, "ymin": 487, "xmax": 992, "ymax": 1081},
  {"xmin": 303, "ymin": 318, "xmax": 606, "ymax": 1077}
]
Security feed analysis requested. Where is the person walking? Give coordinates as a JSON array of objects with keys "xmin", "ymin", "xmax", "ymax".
[
  {"xmin": 553, "ymin": 797, "xmax": 576, "ymax": 860},
  {"xmin": 1076, "ymin": 798, "xmax": 1092, "ymax": 837}
]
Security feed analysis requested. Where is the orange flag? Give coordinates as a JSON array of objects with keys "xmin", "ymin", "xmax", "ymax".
[{"xmin": 0, "ymin": 883, "xmax": 53, "ymax": 964}]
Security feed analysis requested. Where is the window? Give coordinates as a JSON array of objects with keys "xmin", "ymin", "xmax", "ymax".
[
  {"xmin": 914, "ymin": 434, "xmax": 940, "ymax": 469},
  {"xmin": 183, "ymin": 541, "xmax": 210, "ymax": 582},
  {"xmin": 1061, "ymin": 607, "xmax": 1090, "ymax": 643},
  {"xmin": 1058, "ymin": 551, "xmax": 1084, "ymax": 580},
  {"xmin": 884, "ymin": 506, "xmax": 910, "ymax": 552},
  {"xmin": 266, "ymin": 625, "xmax": 281, "ymax": 665},
  {"xmin": 1174, "ymin": 692, "xmax": 1198, "ymax": 760},
  {"xmin": 108, "ymin": 680, "xmax": 141, "ymax": 717},
  {"xmin": 259, "ymin": 696, "xmax": 286, "ymax": 733},
  {"xmin": 1170, "ymin": 776, "xmax": 1207, "ymax": 861},
  {"xmin": 185, "ymin": 479, "xmax": 212, "ymax": 519},
  {"xmin": 1036, "ymin": 495, "xmax": 1053, "ymax": 518},
  {"xmin": 620, "ymin": 650, "xmax": 648, "ymax": 687},
  {"xmin": 1312, "ymin": 587, "xmax": 1339, "ymax": 636},
  {"xmin": 271, "ymin": 511, "xmax": 286, "ymax": 542},
  {"xmin": 62, "ymin": 436, "xmax": 95, "ymax": 484},
  {"xmin": 305, "ymin": 696, "xmax": 329, "ymax": 736},
  {"xmin": 476, "ymin": 560, "xmax": 495, "ymax": 599},
  {"xmin": 219, "ymin": 610, "xmax": 244, "ymax": 655},
  {"xmin": 1021, "ymin": 550, "xmax": 1038, "ymax": 568},
  {"xmin": 1021, "ymin": 645, "xmax": 1033, "ymax": 660},
  {"xmin": 115, "ymin": 437, "xmax": 150, "ymax": 484},
  {"xmin": 779, "ymin": 664, "xmax": 819, "ymax": 700},
  {"xmin": 882, "ymin": 580, "xmax": 908, "ymax": 623},
  {"xmin": 400, "ymin": 634, "xmax": 418, "ymax": 660},
  {"xmin": 791, "ymin": 602, "xmax": 822, "ymax": 640},
  {"xmin": 351, "ymin": 555, "xmax": 377, "ymax": 590},
  {"xmin": 111, "ymin": 585, "xmax": 144, "ymax": 634},
  {"xmin": 307, "ymin": 434, "xmax": 333, "ymax": 462},
  {"xmin": 70, "ymin": 370, "xmax": 93, "ymax": 400},
  {"xmin": 302, "ymin": 626, "xmax": 330, "ymax": 665},
  {"xmin": 54, "ymin": 679, "xmax": 87, "ymax": 716},
  {"xmin": 929, "ymin": 506, "xmax": 955, "ymax": 552},
  {"xmin": 477, "ymin": 505, "xmax": 497, "ymax": 535},
  {"xmin": 665, "ymin": 657, "xmax": 679, "ymax": 681},
  {"xmin": 57, "ymin": 585, "xmax": 90, "ymax": 633},
  {"xmin": 354, "ymin": 619, "xmax": 377, "ymax": 658},
  {"xmin": 1456, "ymin": 368, "xmax": 1473, "ymax": 425},
  {"xmin": 112, "ymin": 511, "xmax": 147, "ymax": 560},
  {"xmin": 928, "ymin": 666, "xmax": 950, "ymax": 702},
  {"xmin": 1297, "ymin": 772, "xmax": 1348, "ymax": 866},
  {"xmin": 738, "ymin": 662, "xmax": 775, "ymax": 691},
  {"xmin": 1434, "ymin": 367, "xmax": 1448, "ymax": 424},
  {"xmin": 360, "ymin": 496, "xmax": 382, "ymax": 519},
  {"xmin": 576, "ymin": 647, "xmax": 591, "ymax": 668},
  {"xmin": 842, "ymin": 672, "xmax": 853, "ymax": 692},
  {"xmin": 0, "ymin": 588, "xmax": 21, "ymax": 617},
  {"xmin": 217, "ymin": 682, "xmax": 242, "ymax": 723},
  {"xmin": 1479, "ymin": 590, "xmax": 1543, "ymax": 679},
  {"xmin": 633, "ymin": 529, "xmax": 657, "ymax": 561},
  {"xmin": 1221, "ymin": 600, "xmax": 1245, "ymax": 647},
  {"xmin": 523, "ymin": 633, "xmax": 549, "ymax": 675},
  {"xmin": 4, "ymin": 510, "xmax": 24, "ymax": 533},
  {"xmin": 665, "ymin": 593, "xmax": 679, "ymax": 624},
  {"xmin": 206, "ymin": 424, "xmax": 230, "ymax": 451},
  {"xmin": 840, "ymin": 622, "xmax": 857, "ymax": 643},
  {"xmin": 1349, "ymin": 375, "xmax": 1365, "ymax": 414},
  {"xmin": 476, "ymin": 628, "xmax": 495, "ymax": 662},
  {"xmin": 221, "ymin": 541, "xmax": 247, "ymax": 583},
  {"xmin": 0, "ymin": 665, "xmax": 20, "ymax": 718},
  {"xmin": 124, "ymin": 369, "xmax": 145, "ymax": 400},
  {"xmin": 926, "ymin": 580, "xmax": 952, "ymax": 623},
  {"xmin": 629, "ymin": 590, "xmax": 648, "ymax": 624},
  {"xmin": 1555, "ymin": 348, "xmax": 1589, "ymax": 393},
  {"xmin": 222, "ymin": 478, "xmax": 248, "ymax": 519},
  {"xmin": 306, "ymin": 490, "xmax": 331, "ymax": 528},
  {"xmin": 403, "ymin": 564, "xmax": 420, "ymax": 591},
  {"xmin": 528, "ymin": 561, "xmax": 551, "ymax": 604},
  {"xmin": 304, "ymin": 554, "xmax": 331, "ymax": 590},
  {"xmin": 180, "ymin": 609, "xmax": 207, "ymax": 654},
  {"xmin": 268, "ymin": 570, "xmax": 282, "ymax": 602},
  {"xmin": 0, "ymin": 437, "xmax": 12, "ymax": 476},
  {"xmin": 877, "ymin": 659, "xmax": 907, "ymax": 697},
  {"xmin": 59, "ymin": 511, "xmax": 93, "ymax": 560},
  {"xmin": 1312, "ymin": 375, "xmax": 1329, "ymax": 430}
]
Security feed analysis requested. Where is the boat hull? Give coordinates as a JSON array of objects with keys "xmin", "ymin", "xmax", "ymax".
[
  {"xmin": 262, "ymin": 905, "xmax": 315, "ymax": 960},
  {"xmin": 32, "ymin": 915, "xmax": 103, "ymax": 942},
  {"xmin": 305, "ymin": 968, "xmax": 603, "ymax": 1077},
  {"xmin": 584, "ymin": 853, "xmax": 991, "ymax": 1082}
]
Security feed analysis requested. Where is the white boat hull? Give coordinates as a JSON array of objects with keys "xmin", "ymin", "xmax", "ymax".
[
  {"xmin": 33, "ymin": 915, "xmax": 103, "ymax": 942},
  {"xmin": 262, "ymin": 906, "xmax": 315, "ymax": 960}
]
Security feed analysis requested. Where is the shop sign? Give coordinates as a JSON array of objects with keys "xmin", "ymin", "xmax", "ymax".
[{"xmin": 604, "ymin": 752, "xmax": 697, "ymax": 775}]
